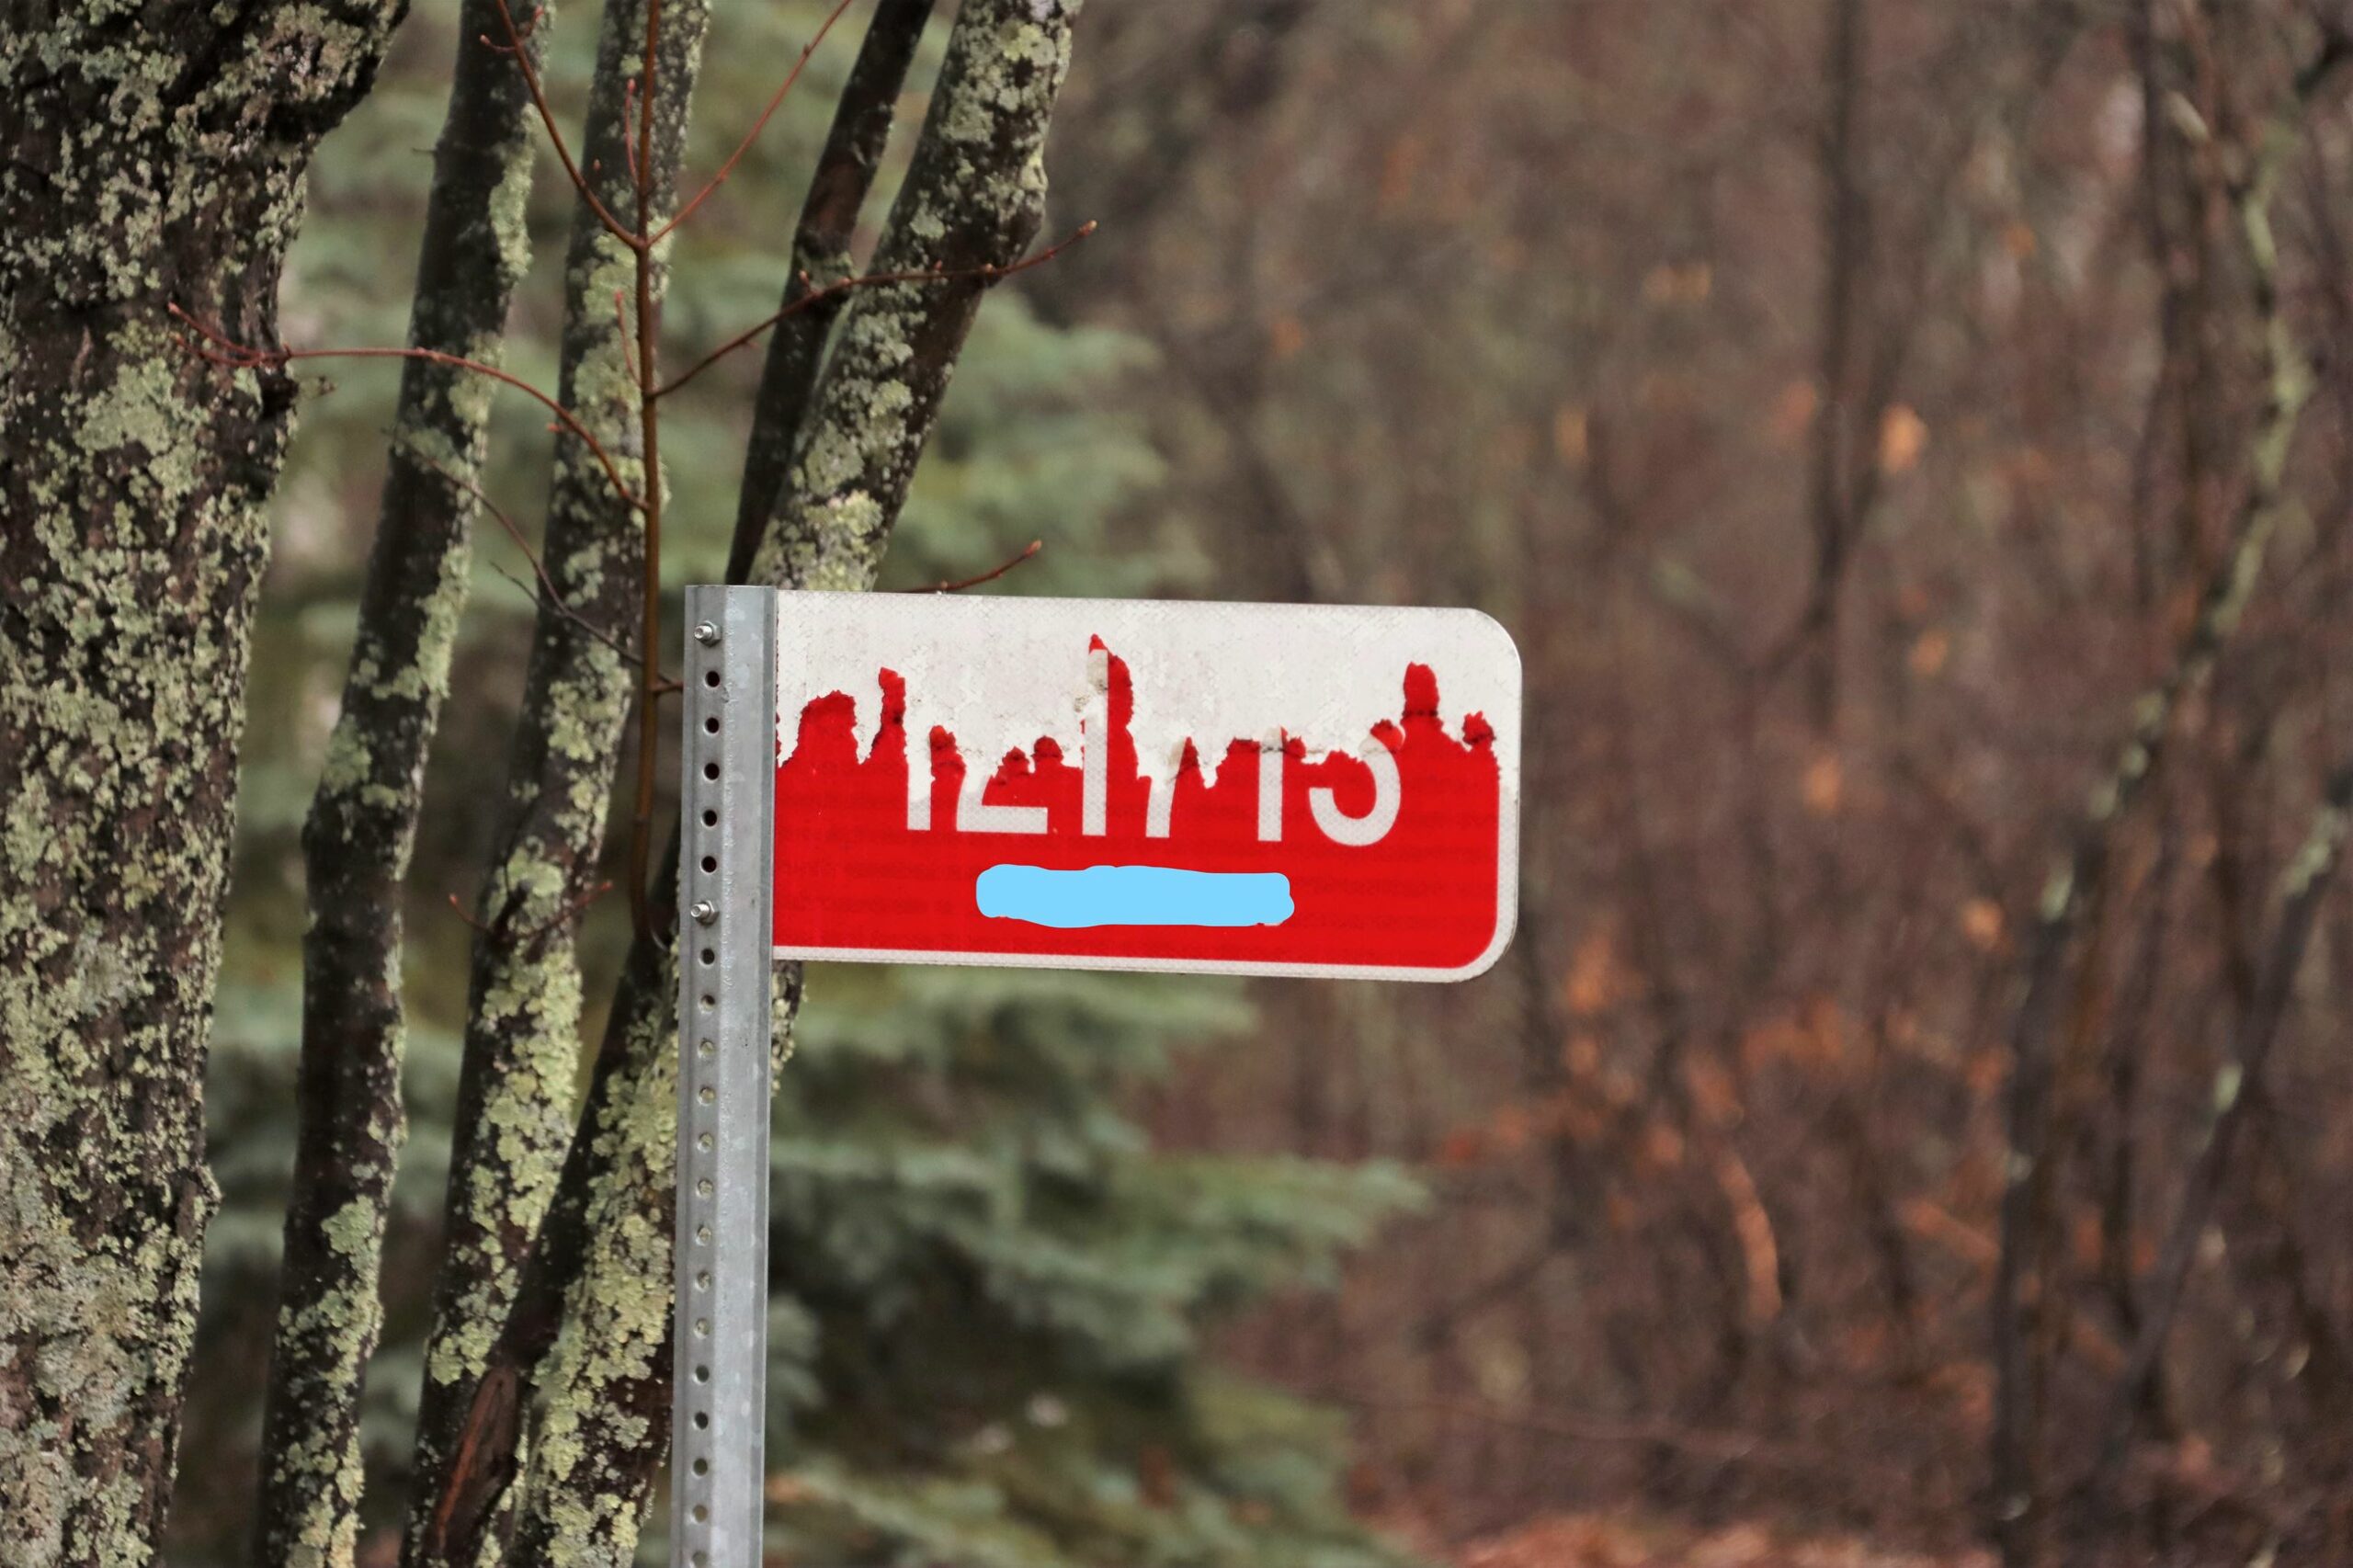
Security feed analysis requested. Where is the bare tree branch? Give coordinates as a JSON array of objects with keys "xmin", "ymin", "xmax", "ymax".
[
  {"xmin": 2087, "ymin": 755, "xmax": 2353, "ymax": 1494},
  {"xmin": 1988, "ymin": 74, "xmax": 2323, "ymax": 1565}
]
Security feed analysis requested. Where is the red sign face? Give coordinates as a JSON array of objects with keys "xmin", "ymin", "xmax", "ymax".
[{"xmin": 770, "ymin": 595, "xmax": 1520, "ymax": 980}]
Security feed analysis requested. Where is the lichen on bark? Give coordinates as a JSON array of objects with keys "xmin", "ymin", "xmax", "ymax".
[
  {"xmin": 0, "ymin": 4, "xmax": 405, "ymax": 1565},
  {"xmin": 403, "ymin": 0, "xmax": 712, "ymax": 1559},
  {"xmin": 490, "ymin": 5, "xmax": 1089, "ymax": 1563},
  {"xmin": 749, "ymin": 0, "xmax": 1083, "ymax": 593},
  {"xmin": 250, "ymin": 6, "xmax": 550, "ymax": 1566}
]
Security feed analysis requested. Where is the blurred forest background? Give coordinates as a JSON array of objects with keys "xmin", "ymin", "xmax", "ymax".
[{"xmin": 171, "ymin": 0, "xmax": 2353, "ymax": 1563}]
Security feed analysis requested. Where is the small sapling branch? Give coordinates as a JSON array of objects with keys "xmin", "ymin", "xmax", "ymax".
[
  {"xmin": 652, "ymin": 0, "xmax": 863, "ymax": 244},
  {"xmin": 654, "ymin": 222, "xmax": 1097, "ymax": 402},
  {"xmin": 904, "ymin": 539, "xmax": 1043, "ymax": 594}
]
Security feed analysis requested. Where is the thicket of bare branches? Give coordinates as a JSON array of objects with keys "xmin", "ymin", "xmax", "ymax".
[{"xmin": 1059, "ymin": 2, "xmax": 2353, "ymax": 1561}]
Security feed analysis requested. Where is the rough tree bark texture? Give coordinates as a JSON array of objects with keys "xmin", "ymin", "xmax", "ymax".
[
  {"xmin": 729, "ymin": 0, "xmax": 938, "ymax": 577},
  {"xmin": 527, "ymin": 6, "xmax": 1084, "ymax": 1556},
  {"xmin": 745, "ymin": 0, "xmax": 1083, "ymax": 593},
  {"xmin": 0, "ymin": 6, "xmax": 404, "ymax": 1564},
  {"xmin": 250, "ymin": 7, "xmax": 546, "ymax": 1566},
  {"xmin": 403, "ymin": 0, "xmax": 711, "ymax": 1560},
  {"xmin": 514, "ymin": 11, "xmax": 1088, "ymax": 1562},
  {"xmin": 411, "ymin": 6, "xmax": 1086, "ymax": 1563}
]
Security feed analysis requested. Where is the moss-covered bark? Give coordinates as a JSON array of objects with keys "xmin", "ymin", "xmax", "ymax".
[
  {"xmin": 491, "ymin": 6, "xmax": 1089, "ymax": 1564},
  {"xmin": 745, "ymin": 0, "xmax": 1083, "ymax": 591},
  {"xmin": 250, "ymin": 10, "xmax": 546, "ymax": 1568},
  {"xmin": 728, "ymin": 0, "xmax": 938, "ymax": 577},
  {"xmin": 403, "ymin": 0, "xmax": 710, "ymax": 1560},
  {"xmin": 0, "ymin": 6, "xmax": 404, "ymax": 1565}
]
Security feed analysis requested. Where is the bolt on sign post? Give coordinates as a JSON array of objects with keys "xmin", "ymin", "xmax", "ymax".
[{"xmin": 675, "ymin": 587, "xmax": 1522, "ymax": 1567}]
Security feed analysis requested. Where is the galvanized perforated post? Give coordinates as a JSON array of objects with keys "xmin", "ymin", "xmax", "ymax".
[{"xmin": 675, "ymin": 586, "xmax": 776, "ymax": 1568}]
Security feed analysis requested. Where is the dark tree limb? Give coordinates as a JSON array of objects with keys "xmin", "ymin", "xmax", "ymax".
[
  {"xmin": 1987, "ymin": 82, "xmax": 2321, "ymax": 1567},
  {"xmin": 730, "ymin": 0, "xmax": 939, "ymax": 578},
  {"xmin": 745, "ymin": 0, "xmax": 1086, "ymax": 592},
  {"xmin": 508, "ymin": 9, "xmax": 1091, "ymax": 1560},
  {"xmin": 250, "ymin": 8, "xmax": 549, "ymax": 1564},
  {"xmin": 418, "ymin": 4, "xmax": 1090, "ymax": 1563},
  {"xmin": 402, "ymin": 0, "xmax": 716, "ymax": 1559},
  {"xmin": 2087, "ymin": 756, "xmax": 2353, "ymax": 1494}
]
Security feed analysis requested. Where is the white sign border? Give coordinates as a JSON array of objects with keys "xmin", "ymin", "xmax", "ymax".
[{"xmin": 767, "ymin": 591, "xmax": 1522, "ymax": 983}]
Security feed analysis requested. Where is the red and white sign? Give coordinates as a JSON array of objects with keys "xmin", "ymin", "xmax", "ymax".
[{"xmin": 770, "ymin": 593, "xmax": 1520, "ymax": 980}]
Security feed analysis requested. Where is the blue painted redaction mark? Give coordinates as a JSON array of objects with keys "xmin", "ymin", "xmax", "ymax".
[{"xmin": 975, "ymin": 865, "xmax": 1295, "ymax": 929}]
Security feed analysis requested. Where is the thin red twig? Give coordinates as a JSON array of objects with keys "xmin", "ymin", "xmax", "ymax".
[
  {"xmin": 620, "ymin": 77, "xmax": 645, "ymax": 200},
  {"xmin": 170, "ymin": 304, "xmax": 645, "ymax": 513},
  {"xmin": 651, "ymin": 0, "xmax": 862, "ymax": 245},
  {"xmin": 902, "ymin": 539, "xmax": 1043, "ymax": 594},
  {"xmin": 477, "ymin": 2, "xmax": 543, "ymax": 52},
  {"xmin": 486, "ymin": 0, "xmax": 643, "ymax": 248},
  {"xmin": 416, "ymin": 452, "xmax": 651, "ymax": 673},
  {"xmin": 653, "ymin": 222, "xmax": 1097, "ymax": 403}
]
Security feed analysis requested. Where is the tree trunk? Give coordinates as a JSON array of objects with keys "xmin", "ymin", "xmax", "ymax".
[
  {"xmin": 404, "ymin": 0, "xmax": 712, "ymax": 1556},
  {"xmin": 251, "ymin": 6, "xmax": 545, "ymax": 1564},
  {"xmin": 730, "ymin": 0, "xmax": 938, "ymax": 574},
  {"xmin": 0, "ymin": 5, "xmax": 403, "ymax": 1563},
  {"xmin": 413, "ymin": 4, "xmax": 1089, "ymax": 1562},
  {"xmin": 507, "ymin": 8, "xmax": 1089, "ymax": 1559}
]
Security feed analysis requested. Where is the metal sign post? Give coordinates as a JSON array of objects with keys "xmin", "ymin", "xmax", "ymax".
[
  {"xmin": 673, "ymin": 586, "xmax": 777, "ymax": 1568},
  {"xmin": 675, "ymin": 587, "xmax": 1522, "ymax": 1566}
]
